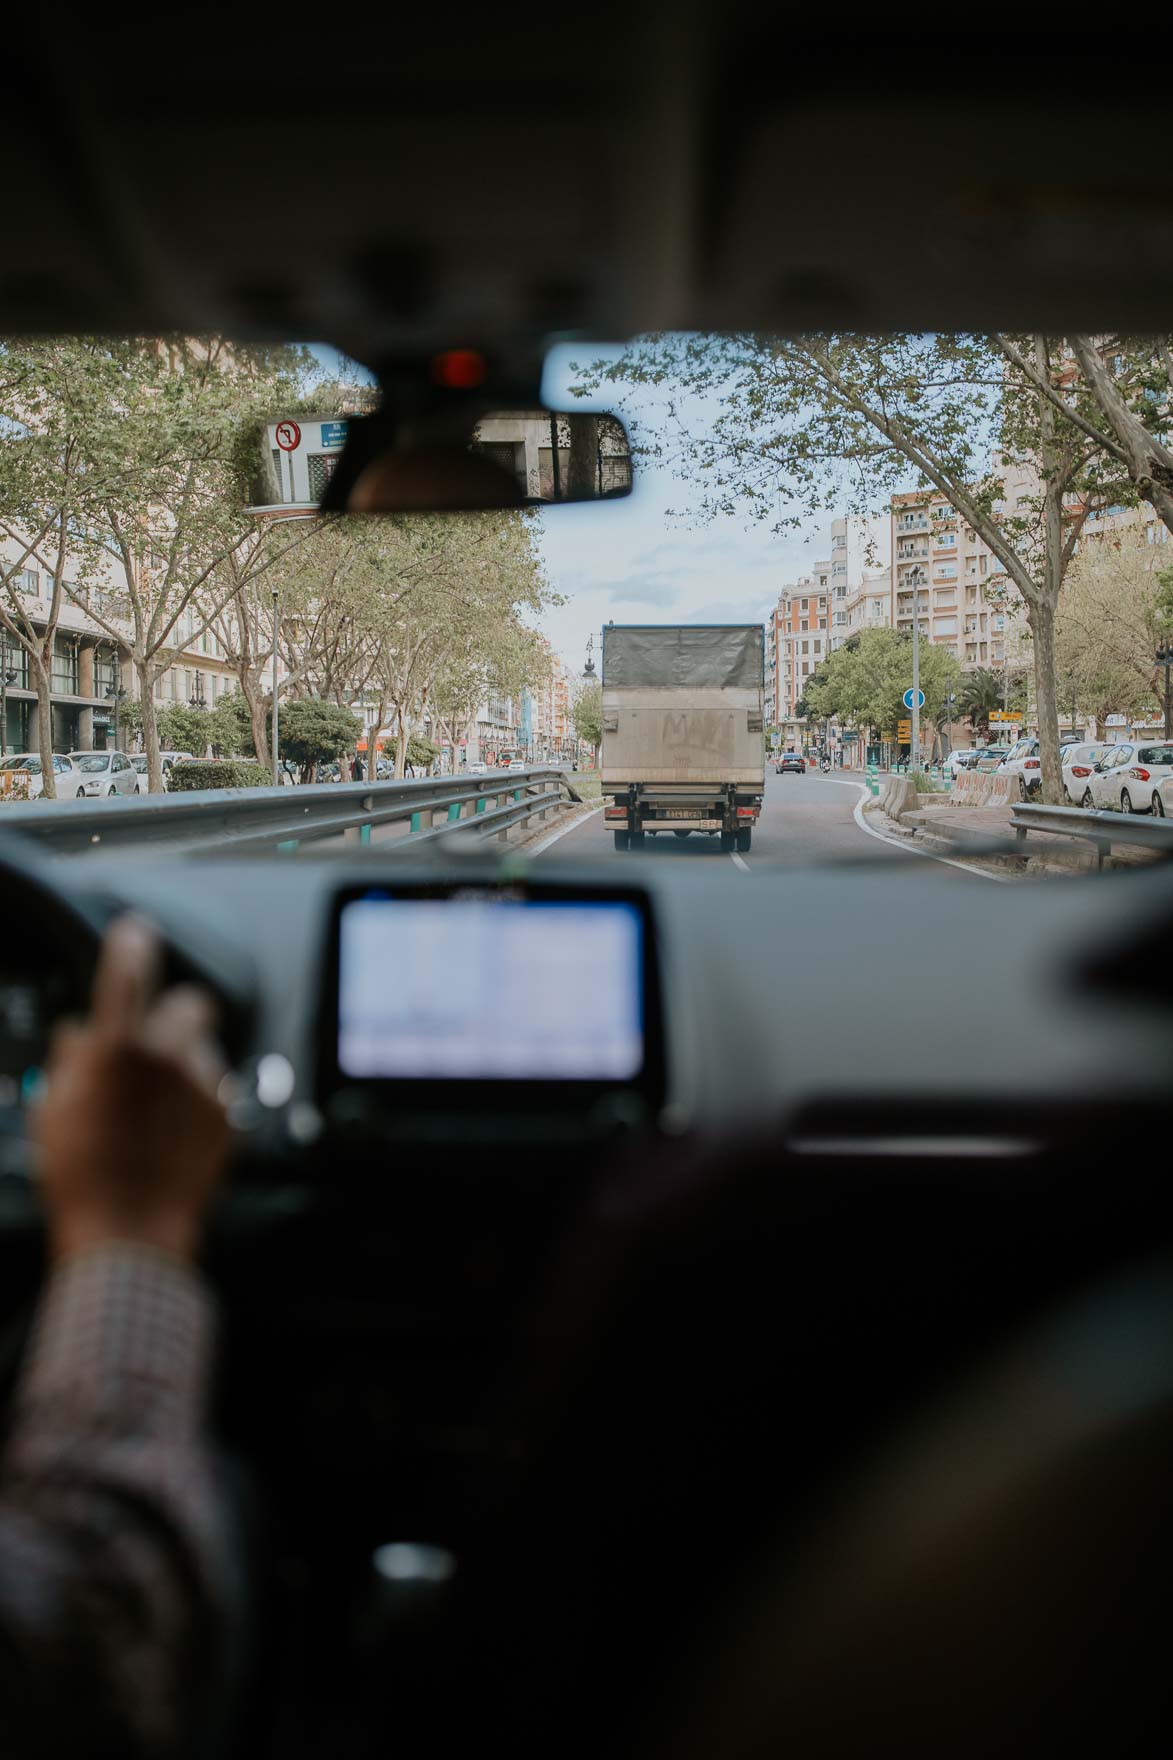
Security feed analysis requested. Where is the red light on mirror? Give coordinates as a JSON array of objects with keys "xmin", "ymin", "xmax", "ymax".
[{"xmin": 431, "ymin": 349, "xmax": 487, "ymax": 390}]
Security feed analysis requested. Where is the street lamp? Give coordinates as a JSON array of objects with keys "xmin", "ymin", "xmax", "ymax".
[
  {"xmin": 188, "ymin": 685, "xmax": 207, "ymax": 711},
  {"xmin": 105, "ymin": 682, "xmax": 126, "ymax": 751},
  {"xmin": 1156, "ymin": 643, "xmax": 1173, "ymax": 741},
  {"xmin": 0, "ymin": 666, "xmax": 17, "ymax": 760},
  {"xmin": 271, "ymin": 588, "xmax": 281, "ymax": 787}
]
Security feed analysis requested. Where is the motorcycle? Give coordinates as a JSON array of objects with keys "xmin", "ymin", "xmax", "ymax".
[{"xmin": 820, "ymin": 757, "xmax": 831, "ymax": 775}]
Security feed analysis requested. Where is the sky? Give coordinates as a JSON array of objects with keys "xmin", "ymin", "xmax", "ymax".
[
  {"xmin": 309, "ymin": 339, "xmax": 840, "ymax": 674},
  {"xmin": 536, "ymin": 344, "xmax": 834, "ymax": 673}
]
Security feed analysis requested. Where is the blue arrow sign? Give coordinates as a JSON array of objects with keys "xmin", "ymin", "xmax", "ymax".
[{"xmin": 903, "ymin": 687, "xmax": 925, "ymax": 709}]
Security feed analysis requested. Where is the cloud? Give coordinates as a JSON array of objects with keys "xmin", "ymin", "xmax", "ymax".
[{"xmin": 605, "ymin": 575, "xmax": 682, "ymax": 607}]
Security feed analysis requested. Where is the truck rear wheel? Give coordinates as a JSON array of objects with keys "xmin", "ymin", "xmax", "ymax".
[
  {"xmin": 736, "ymin": 827, "xmax": 752, "ymax": 854},
  {"xmin": 719, "ymin": 831, "xmax": 734, "ymax": 854},
  {"xmin": 629, "ymin": 830, "xmax": 645, "ymax": 850},
  {"xmin": 673, "ymin": 829, "xmax": 691, "ymax": 839},
  {"xmin": 613, "ymin": 830, "xmax": 630, "ymax": 852}
]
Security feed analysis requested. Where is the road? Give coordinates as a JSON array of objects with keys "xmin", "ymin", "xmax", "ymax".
[{"xmin": 537, "ymin": 767, "xmax": 969, "ymax": 873}]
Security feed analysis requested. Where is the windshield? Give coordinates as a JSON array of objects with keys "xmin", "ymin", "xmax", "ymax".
[
  {"xmin": 0, "ymin": 757, "xmax": 38, "ymax": 774},
  {"xmin": 1, "ymin": 331, "xmax": 1169, "ymax": 876}
]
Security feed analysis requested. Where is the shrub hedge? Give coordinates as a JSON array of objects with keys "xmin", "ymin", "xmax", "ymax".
[{"xmin": 168, "ymin": 760, "xmax": 271, "ymax": 792}]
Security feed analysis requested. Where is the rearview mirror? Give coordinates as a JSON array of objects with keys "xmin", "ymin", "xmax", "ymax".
[{"xmin": 247, "ymin": 408, "xmax": 633, "ymax": 516}]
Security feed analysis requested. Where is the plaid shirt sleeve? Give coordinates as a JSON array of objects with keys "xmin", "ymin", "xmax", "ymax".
[{"xmin": 0, "ymin": 1244, "xmax": 236, "ymax": 1758}]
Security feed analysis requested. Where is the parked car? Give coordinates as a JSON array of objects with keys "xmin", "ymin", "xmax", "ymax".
[
  {"xmin": 947, "ymin": 748, "xmax": 990, "ymax": 776},
  {"xmin": 775, "ymin": 751, "xmax": 805, "ymax": 775},
  {"xmin": 0, "ymin": 753, "xmax": 86, "ymax": 800},
  {"xmin": 68, "ymin": 749, "xmax": 140, "ymax": 796},
  {"xmin": 992, "ymin": 737, "xmax": 1043, "ymax": 798},
  {"xmin": 1081, "ymin": 741, "xmax": 1173, "ymax": 813},
  {"xmin": 506, "ymin": 759, "xmax": 527, "ymax": 772},
  {"xmin": 1060, "ymin": 741, "xmax": 1112, "ymax": 804}
]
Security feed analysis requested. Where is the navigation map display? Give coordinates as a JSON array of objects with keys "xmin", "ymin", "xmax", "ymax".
[{"xmin": 337, "ymin": 894, "xmax": 645, "ymax": 1082}]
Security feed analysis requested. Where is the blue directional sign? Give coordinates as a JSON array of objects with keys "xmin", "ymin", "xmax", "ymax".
[
  {"xmin": 319, "ymin": 420, "xmax": 348, "ymax": 449},
  {"xmin": 903, "ymin": 687, "xmax": 926, "ymax": 709}
]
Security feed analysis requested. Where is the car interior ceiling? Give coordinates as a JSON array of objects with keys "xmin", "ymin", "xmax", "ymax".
[{"xmin": 4, "ymin": 10, "xmax": 1173, "ymax": 1757}]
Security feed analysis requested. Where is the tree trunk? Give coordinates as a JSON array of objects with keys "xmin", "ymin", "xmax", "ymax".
[
  {"xmin": 393, "ymin": 706, "xmax": 409, "ymax": 778},
  {"xmin": 567, "ymin": 416, "xmax": 600, "ymax": 500},
  {"xmin": 33, "ymin": 665, "xmax": 56, "ymax": 799},
  {"xmin": 138, "ymin": 662, "xmax": 164, "ymax": 794},
  {"xmin": 1028, "ymin": 598, "xmax": 1062, "ymax": 804},
  {"xmin": 240, "ymin": 675, "xmax": 268, "ymax": 765},
  {"xmin": 1032, "ymin": 334, "xmax": 1065, "ymax": 807}
]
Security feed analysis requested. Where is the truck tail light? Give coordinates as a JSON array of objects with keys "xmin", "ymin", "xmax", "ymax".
[
  {"xmin": 736, "ymin": 806, "xmax": 758, "ymax": 818},
  {"xmin": 1129, "ymin": 767, "xmax": 1151, "ymax": 780},
  {"xmin": 604, "ymin": 806, "xmax": 627, "ymax": 820}
]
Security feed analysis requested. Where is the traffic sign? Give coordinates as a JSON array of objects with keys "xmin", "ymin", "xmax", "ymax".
[
  {"xmin": 989, "ymin": 710, "xmax": 1023, "ymax": 723},
  {"xmin": 903, "ymin": 687, "xmax": 925, "ymax": 710},
  {"xmin": 275, "ymin": 419, "xmax": 301, "ymax": 452},
  {"xmin": 897, "ymin": 719, "xmax": 912, "ymax": 739}
]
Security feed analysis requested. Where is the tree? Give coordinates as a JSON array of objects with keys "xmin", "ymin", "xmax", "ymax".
[
  {"xmin": 206, "ymin": 691, "xmax": 254, "ymax": 758},
  {"xmin": 1054, "ymin": 528, "xmax": 1173, "ymax": 735},
  {"xmin": 804, "ymin": 627, "xmax": 960, "ymax": 740},
  {"xmin": 573, "ymin": 333, "xmax": 1124, "ymax": 801},
  {"xmin": 275, "ymin": 697, "xmax": 361, "ymax": 781},
  {"xmin": 1002, "ymin": 335, "xmax": 1173, "ymax": 539},
  {"xmin": 0, "ymin": 340, "xmax": 135, "ymax": 794},
  {"xmin": 48, "ymin": 338, "xmax": 325, "ymax": 793},
  {"xmin": 955, "ymin": 666, "xmax": 1026, "ymax": 740},
  {"xmin": 573, "ymin": 679, "xmax": 602, "ymax": 755},
  {"xmin": 156, "ymin": 703, "xmax": 210, "ymax": 756}
]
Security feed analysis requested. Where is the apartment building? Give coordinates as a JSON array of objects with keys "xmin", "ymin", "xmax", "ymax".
[
  {"xmin": 889, "ymin": 491, "xmax": 1028, "ymax": 670},
  {"xmin": 829, "ymin": 514, "xmax": 891, "ymax": 651},
  {"xmin": 769, "ymin": 563, "xmax": 831, "ymax": 738}
]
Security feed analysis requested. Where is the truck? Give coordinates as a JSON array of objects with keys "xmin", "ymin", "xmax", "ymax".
[{"xmin": 601, "ymin": 623, "xmax": 765, "ymax": 853}]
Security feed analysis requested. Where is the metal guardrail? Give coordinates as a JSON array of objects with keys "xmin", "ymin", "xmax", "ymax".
[
  {"xmin": 1011, "ymin": 801, "xmax": 1173, "ymax": 868},
  {"xmin": 0, "ymin": 769, "xmax": 585, "ymax": 859}
]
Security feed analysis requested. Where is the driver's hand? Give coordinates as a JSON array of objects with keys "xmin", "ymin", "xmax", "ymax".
[{"xmin": 32, "ymin": 917, "xmax": 232, "ymax": 1264}]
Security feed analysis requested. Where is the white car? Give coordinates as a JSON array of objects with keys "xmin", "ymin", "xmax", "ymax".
[
  {"xmin": 0, "ymin": 753, "xmax": 86, "ymax": 799},
  {"xmin": 1081, "ymin": 741, "xmax": 1173, "ymax": 814},
  {"xmin": 1060, "ymin": 741, "xmax": 1113, "ymax": 805},
  {"xmin": 506, "ymin": 759, "xmax": 527, "ymax": 772},
  {"xmin": 994, "ymin": 737, "xmax": 1043, "ymax": 798},
  {"xmin": 69, "ymin": 749, "xmax": 141, "ymax": 796},
  {"xmin": 131, "ymin": 751, "xmax": 194, "ymax": 791}
]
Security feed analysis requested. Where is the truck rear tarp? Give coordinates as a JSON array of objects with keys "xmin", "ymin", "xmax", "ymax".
[{"xmin": 602, "ymin": 625, "xmax": 764, "ymax": 689}]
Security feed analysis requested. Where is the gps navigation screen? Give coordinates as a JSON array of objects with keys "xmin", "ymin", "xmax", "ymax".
[{"xmin": 337, "ymin": 895, "xmax": 645, "ymax": 1081}]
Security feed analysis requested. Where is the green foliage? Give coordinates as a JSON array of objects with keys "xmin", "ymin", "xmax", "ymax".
[
  {"xmin": 803, "ymin": 627, "xmax": 960, "ymax": 736},
  {"xmin": 384, "ymin": 733, "xmax": 439, "ymax": 768},
  {"xmin": 116, "ymin": 697, "xmax": 144, "ymax": 740},
  {"xmin": 955, "ymin": 666, "xmax": 1027, "ymax": 731},
  {"xmin": 1055, "ymin": 528, "xmax": 1171, "ymax": 724},
  {"xmin": 573, "ymin": 679, "xmax": 603, "ymax": 748},
  {"xmin": 274, "ymin": 697, "xmax": 361, "ymax": 769},
  {"xmin": 156, "ymin": 703, "xmax": 209, "ymax": 755},
  {"xmin": 206, "ymin": 691, "xmax": 253, "ymax": 757},
  {"xmin": 168, "ymin": 759, "xmax": 270, "ymax": 791}
]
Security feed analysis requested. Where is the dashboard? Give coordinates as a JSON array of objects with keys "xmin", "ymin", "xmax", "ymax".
[{"xmin": 0, "ymin": 847, "xmax": 1169, "ymax": 1760}]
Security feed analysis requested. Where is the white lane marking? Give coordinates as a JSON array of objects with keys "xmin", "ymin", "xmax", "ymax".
[
  {"xmin": 846, "ymin": 782, "xmax": 1012, "ymax": 882},
  {"xmin": 525, "ymin": 800, "xmax": 604, "ymax": 856},
  {"xmin": 730, "ymin": 852, "xmax": 751, "ymax": 873}
]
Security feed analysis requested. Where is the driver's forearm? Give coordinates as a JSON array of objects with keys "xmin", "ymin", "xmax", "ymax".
[{"xmin": 0, "ymin": 1245, "xmax": 235, "ymax": 1758}]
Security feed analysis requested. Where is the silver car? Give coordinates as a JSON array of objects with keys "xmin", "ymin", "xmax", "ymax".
[{"xmin": 69, "ymin": 749, "xmax": 141, "ymax": 796}]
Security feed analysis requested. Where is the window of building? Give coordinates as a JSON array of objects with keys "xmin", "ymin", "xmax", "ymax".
[
  {"xmin": 51, "ymin": 637, "xmax": 79, "ymax": 695},
  {"xmin": 935, "ymin": 531, "xmax": 957, "ymax": 547},
  {"xmin": 801, "ymin": 640, "xmax": 809, "ymax": 655},
  {"xmin": 818, "ymin": 617, "xmax": 826, "ymax": 629},
  {"xmin": 800, "ymin": 620, "xmax": 808, "ymax": 631},
  {"xmin": 800, "ymin": 598, "xmax": 808, "ymax": 611},
  {"xmin": 934, "ymin": 616, "xmax": 958, "ymax": 636},
  {"xmin": 934, "ymin": 564, "xmax": 958, "ymax": 579}
]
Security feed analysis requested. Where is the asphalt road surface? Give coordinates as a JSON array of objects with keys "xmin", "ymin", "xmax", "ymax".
[{"xmin": 537, "ymin": 767, "xmax": 970, "ymax": 874}]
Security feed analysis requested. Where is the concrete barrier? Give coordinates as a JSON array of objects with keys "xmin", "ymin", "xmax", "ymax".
[
  {"xmin": 950, "ymin": 770, "xmax": 1017, "ymax": 806},
  {"xmin": 882, "ymin": 774, "xmax": 920, "ymax": 821}
]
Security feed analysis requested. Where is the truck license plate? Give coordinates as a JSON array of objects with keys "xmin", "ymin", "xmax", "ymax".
[{"xmin": 664, "ymin": 808, "xmax": 696, "ymax": 819}]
